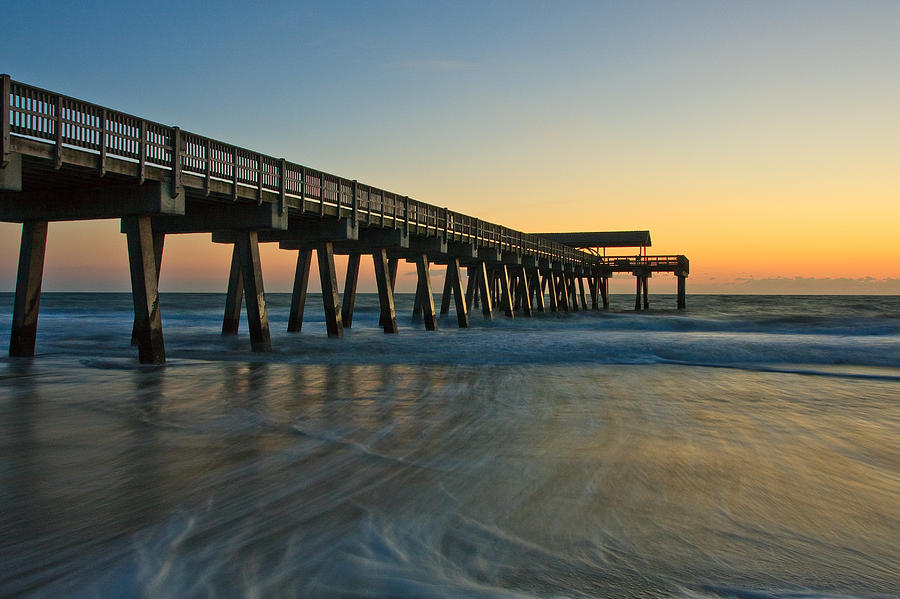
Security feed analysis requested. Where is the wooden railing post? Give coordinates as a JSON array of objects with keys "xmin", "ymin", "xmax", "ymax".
[
  {"xmin": 99, "ymin": 108, "xmax": 108, "ymax": 176},
  {"xmin": 0, "ymin": 74, "xmax": 10, "ymax": 167},
  {"xmin": 279, "ymin": 158, "xmax": 286, "ymax": 214},
  {"xmin": 352, "ymin": 179, "xmax": 359, "ymax": 226},
  {"xmin": 54, "ymin": 94, "xmax": 63, "ymax": 169},
  {"xmin": 171, "ymin": 126, "xmax": 181, "ymax": 198},
  {"xmin": 138, "ymin": 120, "xmax": 146, "ymax": 184}
]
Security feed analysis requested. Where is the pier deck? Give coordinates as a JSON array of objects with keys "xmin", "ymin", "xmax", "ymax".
[{"xmin": 1, "ymin": 76, "xmax": 689, "ymax": 363}]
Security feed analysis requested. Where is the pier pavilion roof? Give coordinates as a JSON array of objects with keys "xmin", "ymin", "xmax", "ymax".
[{"xmin": 531, "ymin": 231, "xmax": 651, "ymax": 249}]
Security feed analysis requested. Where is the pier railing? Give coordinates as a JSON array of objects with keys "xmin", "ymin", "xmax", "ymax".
[{"xmin": 3, "ymin": 76, "xmax": 589, "ymax": 266}]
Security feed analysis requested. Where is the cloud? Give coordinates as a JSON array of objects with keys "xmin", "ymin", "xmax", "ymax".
[{"xmin": 691, "ymin": 276, "xmax": 900, "ymax": 295}]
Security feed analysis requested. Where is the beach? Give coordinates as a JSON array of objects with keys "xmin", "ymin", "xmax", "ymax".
[{"xmin": 1, "ymin": 293, "xmax": 898, "ymax": 597}]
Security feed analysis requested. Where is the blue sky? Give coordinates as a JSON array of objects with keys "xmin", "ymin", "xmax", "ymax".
[{"xmin": 3, "ymin": 1, "xmax": 900, "ymax": 292}]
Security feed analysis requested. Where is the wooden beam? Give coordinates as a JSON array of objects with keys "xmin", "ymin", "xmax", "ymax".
[
  {"xmin": 578, "ymin": 277, "xmax": 588, "ymax": 310},
  {"xmin": 318, "ymin": 241, "xmax": 344, "ymax": 338},
  {"xmin": 287, "ymin": 249, "xmax": 311, "ymax": 332},
  {"xmin": 415, "ymin": 254, "xmax": 438, "ymax": 330},
  {"xmin": 341, "ymin": 252, "xmax": 360, "ymax": 328},
  {"xmin": 222, "ymin": 244, "xmax": 243, "ymax": 335},
  {"xmin": 123, "ymin": 216, "xmax": 166, "ymax": 364},
  {"xmin": 373, "ymin": 248, "xmax": 398, "ymax": 333},
  {"xmin": 236, "ymin": 231, "xmax": 272, "ymax": 351},
  {"xmin": 1, "ymin": 181, "xmax": 182, "ymax": 222},
  {"xmin": 9, "ymin": 220, "xmax": 48, "ymax": 357}
]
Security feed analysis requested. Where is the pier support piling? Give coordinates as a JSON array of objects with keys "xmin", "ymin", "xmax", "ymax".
[
  {"xmin": 341, "ymin": 252, "xmax": 360, "ymax": 328},
  {"xmin": 287, "ymin": 249, "xmax": 311, "ymax": 332},
  {"xmin": 531, "ymin": 268, "xmax": 545, "ymax": 312},
  {"xmin": 236, "ymin": 231, "xmax": 272, "ymax": 351},
  {"xmin": 476, "ymin": 261, "xmax": 493, "ymax": 319},
  {"xmin": 9, "ymin": 220, "xmax": 48, "ymax": 357},
  {"xmin": 132, "ymin": 232, "xmax": 164, "ymax": 344},
  {"xmin": 439, "ymin": 267, "xmax": 452, "ymax": 315},
  {"xmin": 517, "ymin": 267, "xmax": 532, "ymax": 316},
  {"xmin": 222, "ymin": 244, "xmax": 244, "ymax": 335},
  {"xmin": 415, "ymin": 254, "xmax": 438, "ymax": 330},
  {"xmin": 123, "ymin": 216, "xmax": 166, "ymax": 364},
  {"xmin": 373, "ymin": 248, "xmax": 398, "ymax": 333},
  {"xmin": 465, "ymin": 266, "xmax": 478, "ymax": 312},
  {"xmin": 317, "ymin": 241, "xmax": 343, "ymax": 338},
  {"xmin": 677, "ymin": 275, "xmax": 686, "ymax": 310},
  {"xmin": 634, "ymin": 275, "xmax": 642, "ymax": 311},
  {"xmin": 546, "ymin": 272, "xmax": 559, "ymax": 312},
  {"xmin": 447, "ymin": 257, "xmax": 469, "ymax": 328},
  {"xmin": 642, "ymin": 275, "xmax": 650, "ymax": 310},
  {"xmin": 600, "ymin": 277, "xmax": 609, "ymax": 310},
  {"xmin": 498, "ymin": 265, "xmax": 514, "ymax": 318},
  {"xmin": 578, "ymin": 277, "xmax": 588, "ymax": 310}
]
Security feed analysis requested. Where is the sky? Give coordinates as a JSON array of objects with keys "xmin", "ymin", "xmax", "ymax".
[{"xmin": 2, "ymin": 0, "xmax": 899, "ymax": 294}]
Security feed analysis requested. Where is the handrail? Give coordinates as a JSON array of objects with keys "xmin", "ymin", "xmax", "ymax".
[{"xmin": 3, "ymin": 75, "xmax": 601, "ymax": 267}]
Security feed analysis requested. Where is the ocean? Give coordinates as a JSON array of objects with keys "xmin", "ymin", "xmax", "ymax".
[{"xmin": 1, "ymin": 293, "xmax": 898, "ymax": 598}]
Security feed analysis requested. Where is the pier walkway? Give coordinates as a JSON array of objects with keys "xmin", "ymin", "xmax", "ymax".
[{"xmin": 1, "ymin": 76, "xmax": 688, "ymax": 363}]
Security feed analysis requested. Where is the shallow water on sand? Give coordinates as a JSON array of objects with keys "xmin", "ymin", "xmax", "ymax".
[{"xmin": 1, "ymin": 294, "xmax": 898, "ymax": 598}]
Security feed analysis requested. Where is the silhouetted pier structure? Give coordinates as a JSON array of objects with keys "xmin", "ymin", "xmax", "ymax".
[
  {"xmin": 534, "ymin": 232, "xmax": 689, "ymax": 310},
  {"xmin": 1, "ymin": 76, "xmax": 689, "ymax": 363}
]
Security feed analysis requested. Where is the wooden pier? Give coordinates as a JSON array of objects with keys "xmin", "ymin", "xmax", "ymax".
[{"xmin": 1, "ymin": 76, "xmax": 689, "ymax": 363}]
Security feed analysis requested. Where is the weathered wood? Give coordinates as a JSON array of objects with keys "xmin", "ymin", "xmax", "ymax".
[
  {"xmin": 642, "ymin": 275, "xmax": 650, "ymax": 310},
  {"xmin": 634, "ymin": 275, "xmax": 642, "ymax": 311},
  {"xmin": 318, "ymin": 241, "xmax": 344, "ymax": 338},
  {"xmin": 287, "ymin": 249, "xmax": 311, "ymax": 332},
  {"xmin": 439, "ymin": 266, "xmax": 453, "ymax": 315},
  {"xmin": 341, "ymin": 252, "xmax": 360, "ymax": 328},
  {"xmin": 373, "ymin": 248, "xmax": 398, "ymax": 333},
  {"xmin": 415, "ymin": 254, "xmax": 438, "ymax": 330},
  {"xmin": 465, "ymin": 265, "xmax": 478, "ymax": 312},
  {"xmin": 9, "ymin": 220, "xmax": 48, "ymax": 357},
  {"xmin": 236, "ymin": 231, "xmax": 272, "ymax": 351},
  {"xmin": 531, "ymin": 268, "xmax": 546, "ymax": 312},
  {"xmin": 222, "ymin": 244, "xmax": 244, "ymax": 335},
  {"xmin": 1, "ymin": 181, "xmax": 183, "ymax": 222},
  {"xmin": 123, "ymin": 216, "xmax": 166, "ymax": 364},
  {"xmin": 569, "ymin": 274, "xmax": 580, "ymax": 312},
  {"xmin": 448, "ymin": 257, "xmax": 469, "ymax": 328},
  {"xmin": 546, "ymin": 272, "xmax": 559, "ymax": 312},
  {"xmin": 388, "ymin": 258, "xmax": 399, "ymax": 290},
  {"xmin": 557, "ymin": 273, "xmax": 570, "ymax": 312},
  {"xmin": 498, "ymin": 265, "xmax": 514, "ymax": 318},
  {"xmin": 132, "ymin": 232, "xmax": 164, "ymax": 344},
  {"xmin": 476, "ymin": 261, "xmax": 493, "ymax": 319},
  {"xmin": 517, "ymin": 267, "xmax": 532, "ymax": 316},
  {"xmin": 588, "ymin": 276, "xmax": 599, "ymax": 310},
  {"xmin": 578, "ymin": 277, "xmax": 588, "ymax": 310},
  {"xmin": 412, "ymin": 278, "xmax": 423, "ymax": 319},
  {"xmin": 677, "ymin": 275, "xmax": 686, "ymax": 310},
  {"xmin": 600, "ymin": 276, "xmax": 610, "ymax": 310},
  {"xmin": 379, "ymin": 257, "xmax": 400, "ymax": 328}
]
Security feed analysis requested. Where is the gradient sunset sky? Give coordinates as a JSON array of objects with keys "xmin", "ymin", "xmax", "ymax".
[{"xmin": 2, "ymin": 1, "xmax": 899, "ymax": 294}]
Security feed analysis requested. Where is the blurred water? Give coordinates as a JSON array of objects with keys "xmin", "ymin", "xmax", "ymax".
[{"xmin": 0, "ymin": 293, "xmax": 898, "ymax": 598}]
